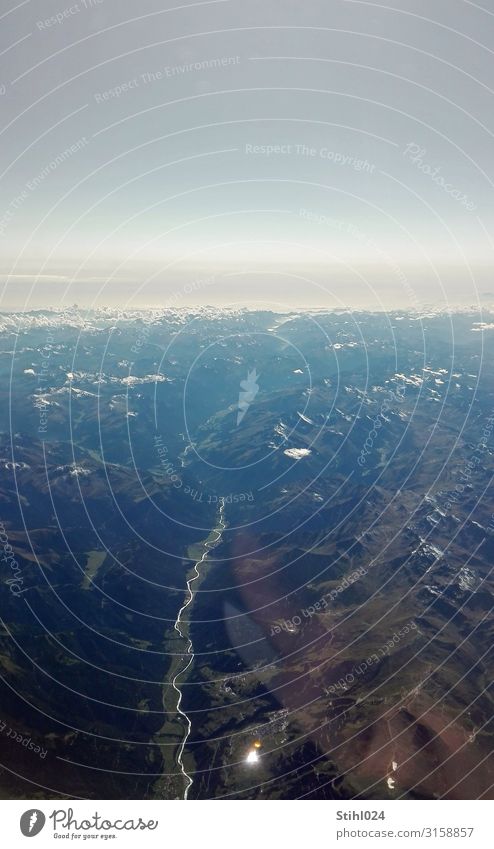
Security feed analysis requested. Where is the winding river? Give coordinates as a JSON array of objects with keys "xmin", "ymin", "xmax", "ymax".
[{"xmin": 171, "ymin": 501, "xmax": 226, "ymax": 799}]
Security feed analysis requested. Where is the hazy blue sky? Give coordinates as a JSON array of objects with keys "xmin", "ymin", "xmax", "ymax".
[{"xmin": 0, "ymin": 0, "xmax": 493, "ymax": 310}]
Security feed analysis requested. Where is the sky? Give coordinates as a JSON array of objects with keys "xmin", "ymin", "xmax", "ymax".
[{"xmin": 0, "ymin": 0, "xmax": 493, "ymax": 311}]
